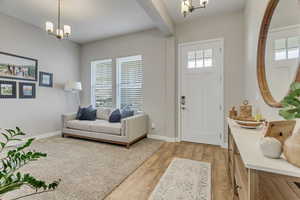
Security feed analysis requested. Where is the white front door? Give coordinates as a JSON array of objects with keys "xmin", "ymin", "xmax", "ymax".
[{"xmin": 179, "ymin": 39, "xmax": 223, "ymax": 145}]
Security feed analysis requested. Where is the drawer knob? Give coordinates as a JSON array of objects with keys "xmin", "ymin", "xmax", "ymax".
[{"xmin": 235, "ymin": 185, "xmax": 242, "ymax": 190}]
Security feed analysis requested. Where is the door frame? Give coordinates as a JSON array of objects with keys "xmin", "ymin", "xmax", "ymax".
[{"xmin": 177, "ymin": 38, "xmax": 225, "ymax": 146}]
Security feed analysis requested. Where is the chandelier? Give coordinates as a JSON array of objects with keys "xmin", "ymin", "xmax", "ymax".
[
  {"xmin": 181, "ymin": 0, "xmax": 209, "ymax": 17},
  {"xmin": 45, "ymin": 0, "xmax": 71, "ymax": 39}
]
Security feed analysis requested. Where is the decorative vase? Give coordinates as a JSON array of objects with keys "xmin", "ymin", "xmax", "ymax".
[
  {"xmin": 284, "ymin": 134, "xmax": 300, "ymax": 168},
  {"xmin": 259, "ymin": 137, "xmax": 282, "ymax": 159}
]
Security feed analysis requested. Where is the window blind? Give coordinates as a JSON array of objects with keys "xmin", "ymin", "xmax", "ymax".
[
  {"xmin": 92, "ymin": 60, "xmax": 113, "ymax": 108},
  {"xmin": 118, "ymin": 56, "xmax": 143, "ymax": 111}
]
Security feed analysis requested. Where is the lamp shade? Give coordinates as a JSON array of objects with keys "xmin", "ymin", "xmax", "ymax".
[{"xmin": 64, "ymin": 81, "xmax": 82, "ymax": 92}]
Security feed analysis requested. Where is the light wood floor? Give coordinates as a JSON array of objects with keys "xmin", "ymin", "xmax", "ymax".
[{"xmin": 105, "ymin": 142, "xmax": 233, "ymax": 200}]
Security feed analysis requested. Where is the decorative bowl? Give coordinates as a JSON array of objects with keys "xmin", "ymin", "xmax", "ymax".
[{"xmin": 234, "ymin": 120, "xmax": 264, "ymax": 129}]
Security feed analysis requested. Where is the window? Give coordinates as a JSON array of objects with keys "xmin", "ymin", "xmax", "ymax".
[
  {"xmin": 117, "ymin": 55, "xmax": 144, "ymax": 112},
  {"xmin": 274, "ymin": 37, "xmax": 300, "ymax": 61},
  {"xmin": 188, "ymin": 49, "xmax": 213, "ymax": 69},
  {"xmin": 91, "ymin": 59, "xmax": 113, "ymax": 108}
]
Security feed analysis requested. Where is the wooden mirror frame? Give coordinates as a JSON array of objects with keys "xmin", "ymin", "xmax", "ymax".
[{"xmin": 257, "ymin": 0, "xmax": 300, "ymax": 108}]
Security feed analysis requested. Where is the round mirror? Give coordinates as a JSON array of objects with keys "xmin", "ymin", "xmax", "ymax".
[{"xmin": 257, "ymin": 0, "xmax": 300, "ymax": 107}]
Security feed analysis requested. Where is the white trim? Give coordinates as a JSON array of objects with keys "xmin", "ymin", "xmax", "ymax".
[
  {"xmin": 7, "ymin": 130, "xmax": 61, "ymax": 147},
  {"xmin": 148, "ymin": 134, "xmax": 179, "ymax": 142},
  {"xmin": 177, "ymin": 38, "xmax": 225, "ymax": 146}
]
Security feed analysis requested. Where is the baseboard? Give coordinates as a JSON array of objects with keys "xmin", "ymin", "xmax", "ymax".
[
  {"xmin": 147, "ymin": 134, "xmax": 179, "ymax": 142},
  {"xmin": 7, "ymin": 130, "xmax": 61, "ymax": 146}
]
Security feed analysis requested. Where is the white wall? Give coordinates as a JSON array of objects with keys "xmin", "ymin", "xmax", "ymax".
[
  {"xmin": 176, "ymin": 11, "xmax": 245, "ymax": 143},
  {"xmin": 244, "ymin": 0, "xmax": 282, "ymax": 120},
  {"xmin": 0, "ymin": 13, "xmax": 80, "ymax": 137},
  {"xmin": 80, "ymin": 29, "xmax": 176, "ymax": 138}
]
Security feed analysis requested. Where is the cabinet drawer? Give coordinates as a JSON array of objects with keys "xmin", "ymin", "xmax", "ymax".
[{"xmin": 259, "ymin": 172, "xmax": 300, "ymax": 200}]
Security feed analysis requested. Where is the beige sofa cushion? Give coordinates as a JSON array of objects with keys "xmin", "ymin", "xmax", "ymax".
[
  {"xmin": 89, "ymin": 120, "xmax": 121, "ymax": 136},
  {"xmin": 66, "ymin": 120, "xmax": 92, "ymax": 131},
  {"xmin": 97, "ymin": 108, "xmax": 112, "ymax": 120},
  {"xmin": 65, "ymin": 120, "xmax": 121, "ymax": 136}
]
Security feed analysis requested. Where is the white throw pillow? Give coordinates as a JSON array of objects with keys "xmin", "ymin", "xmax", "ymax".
[{"xmin": 97, "ymin": 108, "xmax": 112, "ymax": 120}]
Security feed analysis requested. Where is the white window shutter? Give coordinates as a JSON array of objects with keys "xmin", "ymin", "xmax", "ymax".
[
  {"xmin": 117, "ymin": 56, "xmax": 144, "ymax": 111},
  {"xmin": 91, "ymin": 59, "xmax": 113, "ymax": 108}
]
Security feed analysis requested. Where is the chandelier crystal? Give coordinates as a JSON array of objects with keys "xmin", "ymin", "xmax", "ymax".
[
  {"xmin": 45, "ymin": 0, "xmax": 71, "ymax": 39},
  {"xmin": 181, "ymin": 0, "xmax": 209, "ymax": 17}
]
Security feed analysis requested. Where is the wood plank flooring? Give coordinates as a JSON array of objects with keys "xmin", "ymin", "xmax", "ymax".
[{"xmin": 105, "ymin": 142, "xmax": 233, "ymax": 200}]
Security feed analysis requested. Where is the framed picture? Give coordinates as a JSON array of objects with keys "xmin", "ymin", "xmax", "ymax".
[
  {"xmin": 39, "ymin": 72, "xmax": 53, "ymax": 87},
  {"xmin": 19, "ymin": 82, "xmax": 36, "ymax": 99},
  {"xmin": 0, "ymin": 80, "xmax": 16, "ymax": 98},
  {"xmin": 0, "ymin": 52, "xmax": 38, "ymax": 81}
]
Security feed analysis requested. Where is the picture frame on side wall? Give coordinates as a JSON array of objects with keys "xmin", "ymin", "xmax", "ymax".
[
  {"xmin": 19, "ymin": 82, "xmax": 36, "ymax": 99},
  {"xmin": 0, "ymin": 52, "xmax": 38, "ymax": 81},
  {"xmin": 39, "ymin": 72, "xmax": 53, "ymax": 87},
  {"xmin": 0, "ymin": 80, "xmax": 16, "ymax": 98}
]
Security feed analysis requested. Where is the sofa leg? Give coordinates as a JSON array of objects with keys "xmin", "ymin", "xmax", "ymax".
[
  {"xmin": 126, "ymin": 143, "xmax": 130, "ymax": 149},
  {"xmin": 62, "ymin": 133, "xmax": 65, "ymax": 138}
]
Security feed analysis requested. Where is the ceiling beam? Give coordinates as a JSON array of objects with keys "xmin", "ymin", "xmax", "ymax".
[{"xmin": 136, "ymin": 0, "xmax": 175, "ymax": 36}]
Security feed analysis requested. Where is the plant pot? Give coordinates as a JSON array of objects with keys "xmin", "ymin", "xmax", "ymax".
[{"xmin": 284, "ymin": 134, "xmax": 300, "ymax": 168}]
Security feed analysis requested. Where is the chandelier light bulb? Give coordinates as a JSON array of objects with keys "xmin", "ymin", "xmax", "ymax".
[
  {"xmin": 64, "ymin": 25, "xmax": 71, "ymax": 37},
  {"xmin": 200, "ymin": 0, "xmax": 209, "ymax": 7},
  {"xmin": 181, "ymin": 0, "xmax": 190, "ymax": 17},
  {"xmin": 56, "ymin": 29, "xmax": 64, "ymax": 39},
  {"xmin": 45, "ymin": 21, "xmax": 54, "ymax": 33}
]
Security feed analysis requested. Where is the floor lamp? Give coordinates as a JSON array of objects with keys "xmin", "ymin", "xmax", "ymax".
[{"xmin": 64, "ymin": 81, "xmax": 82, "ymax": 106}]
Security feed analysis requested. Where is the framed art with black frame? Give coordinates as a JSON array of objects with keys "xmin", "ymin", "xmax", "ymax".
[
  {"xmin": 39, "ymin": 72, "xmax": 53, "ymax": 87},
  {"xmin": 0, "ymin": 80, "xmax": 16, "ymax": 98},
  {"xmin": 19, "ymin": 82, "xmax": 36, "ymax": 99},
  {"xmin": 0, "ymin": 52, "xmax": 38, "ymax": 81}
]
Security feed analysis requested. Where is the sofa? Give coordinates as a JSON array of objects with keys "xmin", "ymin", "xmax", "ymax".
[{"xmin": 62, "ymin": 108, "xmax": 148, "ymax": 148}]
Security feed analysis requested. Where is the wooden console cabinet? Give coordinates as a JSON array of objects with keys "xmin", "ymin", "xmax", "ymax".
[{"xmin": 227, "ymin": 119, "xmax": 300, "ymax": 200}]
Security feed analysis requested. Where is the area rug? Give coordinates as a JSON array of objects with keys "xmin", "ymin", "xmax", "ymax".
[
  {"xmin": 149, "ymin": 158, "xmax": 211, "ymax": 200},
  {"xmin": 2, "ymin": 136, "xmax": 163, "ymax": 200}
]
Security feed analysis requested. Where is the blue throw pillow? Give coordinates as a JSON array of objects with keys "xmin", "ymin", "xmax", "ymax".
[
  {"xmin": 78, "ymin": 105, "xmax": 97, "ymax": 121},
  {"xmin": 76, "ymin": 106, "xmax": 85, "ymax": 119},
  {"xmin": 109, "ymin": 109, "xmax": 122, "ymax": 123},
  {"xmin": 121, "ymin": 109, "xmax": 134, "ymax": 119}
]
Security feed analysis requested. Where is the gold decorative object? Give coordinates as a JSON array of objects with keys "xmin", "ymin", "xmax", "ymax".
[
  {"xmin": 239, "ymin": 100, "xmax": 252, "ymax": 120},
  {"xmin": 229, "ymin": 107, "xmax": 238, "ymax": 119}
]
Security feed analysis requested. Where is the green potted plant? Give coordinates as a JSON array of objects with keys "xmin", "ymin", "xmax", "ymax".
[
  {"xmin": 279, "ymin": 82, "xmax": 300, "ymax": 168},
  {"xmin": 0, "ymin": 127, "xmax": 60, "ymax": 200},
  {"xmin": 279, "ymin": 82, "xmax": 300, "ymax": 120}
]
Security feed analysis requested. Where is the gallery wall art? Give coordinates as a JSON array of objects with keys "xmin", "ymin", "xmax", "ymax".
[
  {"xmin": 0, "ymin": 80, "xmax": 16, "ymax": 98},
  {"xmin": 39, "ymin": 72, "xmax": 53, "ymax": 87},
  {"xmin": 0, "ymin": 52, "xmax": 38, "ymax": 81},
  {"xmin": 19, "ymin": 82, "xmax": 36, "ymax": 99}
]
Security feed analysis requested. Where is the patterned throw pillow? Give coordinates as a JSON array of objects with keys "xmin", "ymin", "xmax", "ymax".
[
  {"xmin": 121, "ymin": 109, "xmax": 134, "ymax": 119},
  {"xmin": 97, "ymin": 108, "xmax": 112, "ymax": 120},
  {"xmin": 121, "ymin": 105, "xmax": 134, "ymax": 119}
]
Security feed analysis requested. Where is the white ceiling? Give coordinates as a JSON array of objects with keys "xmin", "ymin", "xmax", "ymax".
[
  {"xmin": 162, "ymin": 0, "xmax": 246, "ymax": 23},
  {"xmin": 0, "ymin": 0, "xmax": 245, "ymax": 44},
  {"xmin": 0, "ymin": 0, "xmax": 155, "ymax": 44}
]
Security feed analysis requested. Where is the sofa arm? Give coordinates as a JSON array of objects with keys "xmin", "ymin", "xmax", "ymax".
[
  {"xmin": 122, "ymin": 114, "xmax": 148, "ymax": 140},
  {"xmin": 62, "ymin": 113, "xmax": 77, "ymax": 128}
]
